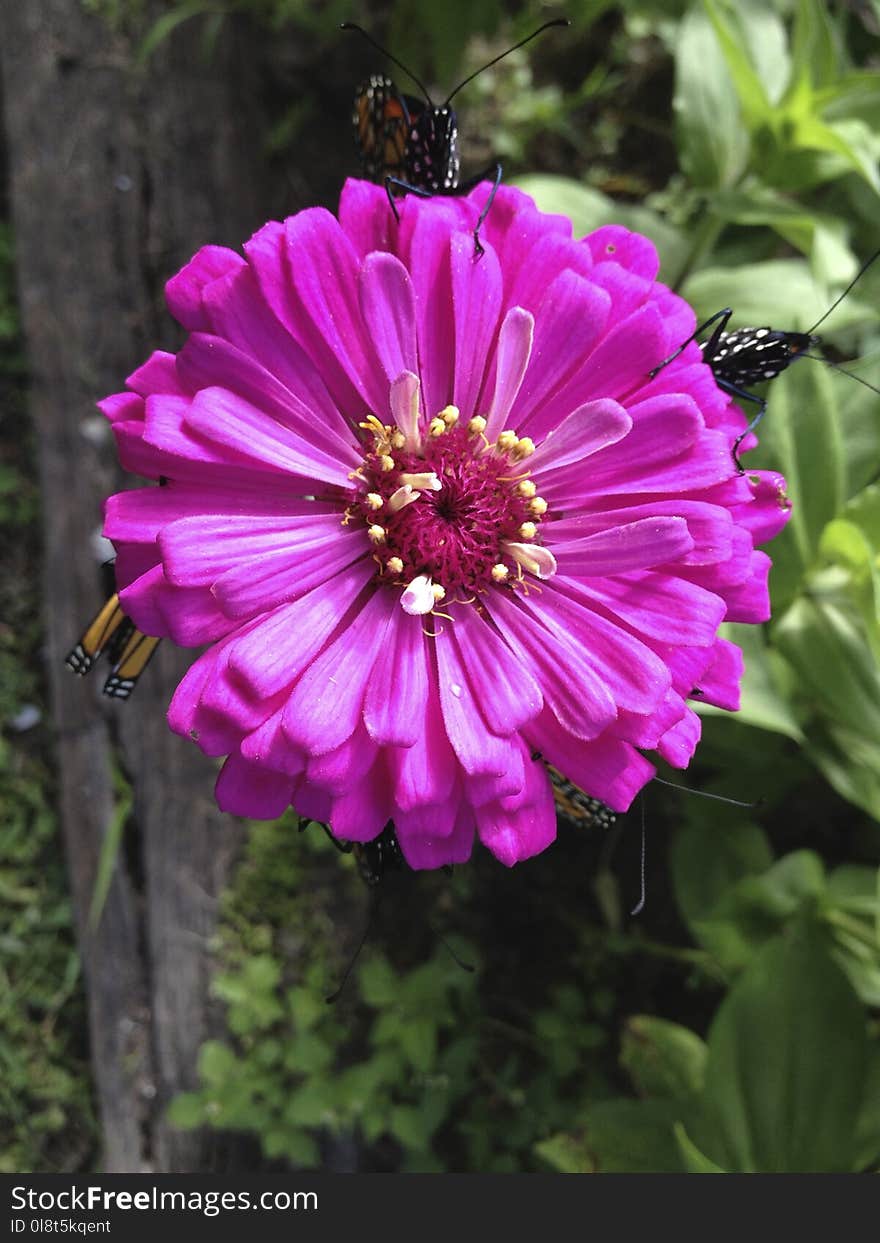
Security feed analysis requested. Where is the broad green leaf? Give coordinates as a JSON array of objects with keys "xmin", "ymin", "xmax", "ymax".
[
  {"xmin": 358, "ymin": 954, "xmax": 399, "ymax": 1007},
  {"xmin": 749, "ymin": 362, "xmax": 844, "ymax": 571},
  {"xmin": 820, "ymin": 519, "xmax": 880, "ymax": 661},
  {"xmin": 567, "ymin": 1099, "xmax": 687, "ymax": 1173},
  {"xmin": 620, "ymin": 1016, "xmax": 708, "ymax": 1100},
  {"xmin": 674, "ymin": 1123, "xmax": 726, "ymax": 1172},
  {"xmin": 166, "ymin": 1092, "xmax": 206, "ymax": 1130},
  {"xmin": 284, "ymin": 1079, "xmax": 333, "ymax": 1128},
  {"xmin": 701, "ymin": 922, "xmax": 867, "ymax": 1171},
  {"xmin": 535, "ymin": 1131, "xmax": 596, "ymax": 1174},
  {"xmin": 774, "ymin": 597, "xmax": 880, "ymax": 741},
  {"xmin": 673, "ymin": 7, "xmax": 748, "ymax": 188},
  {"xmin": 806, "ymin": 720, "xmax": 880, "ymax": 822},
  {"xmin": 702, "ymin": 0, "xmax": 773, "ymax": 130},
  {"xmin": 399, "ymin": 1016, "xmax": 438, "ymax": 1073},
  {"xmin": 197, "ymin": 1040, "xmax": 238, "ymax": 1087},
  {"xmin": 837, "ymin": 361, "xmax": 880, "ymax": 496},
  {"xmin": 788, "ymin": 0, "xmax": 842, "ymax": 95},
  {"xmin": 671, "ymin": 818, "xmax": 773, "ymax": 930}
]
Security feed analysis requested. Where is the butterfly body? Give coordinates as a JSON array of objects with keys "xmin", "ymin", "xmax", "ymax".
[
  {"xmin": 354, "ymin": 74, "xmax": 460, "ymax": 193},
  {"xmin": 703, "ymin": 326, "xmax": 817, "ymax": 389}
]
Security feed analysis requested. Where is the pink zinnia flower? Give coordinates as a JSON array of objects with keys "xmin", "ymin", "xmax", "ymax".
[{"xmin": 100, "ymin": 179, "xmax": 791, "ymax": 869}]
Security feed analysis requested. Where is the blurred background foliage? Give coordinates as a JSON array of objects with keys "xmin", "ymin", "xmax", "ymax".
[{"xmin": 3, "ymin": 0, "xmax": 880, "ymax": 1171}]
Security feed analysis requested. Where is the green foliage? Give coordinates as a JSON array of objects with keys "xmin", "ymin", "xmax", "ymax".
[{"xmin": 0, "ymin": 224, "xmax": 96, "ymax": 1172}]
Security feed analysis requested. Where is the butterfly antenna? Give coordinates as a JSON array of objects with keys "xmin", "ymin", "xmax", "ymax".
[
  {"xmin": 629, "ymin": 795, "xmax": 647, "ymax": 916},
  {"xmin": 806, "ymin": 248, "xmax": 880, "ymax": 335},
  {"xmin": 444, "ymin": 18, "xmax": 570, "ymax": 105},
  {"xmin": 428, "ymin": 922, "xmax": 475, "ymax": 974},
  {"xmin": 341, "ymin": 22, "xmax": 434, "ymax": 105},
  {"xmin": 325, "ymin": 895, "xmax": 377, "ymax": 1004},
  {"xmin": 653, "ymin": 776, "xmax": 760, "ymax": 809},
  {"xmin": 799, "ymin": 353, "xmax": 880, "ymax": 399}
]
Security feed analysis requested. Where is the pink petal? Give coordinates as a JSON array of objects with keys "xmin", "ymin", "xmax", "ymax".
[
  {"xmin": 529, "ymin": 399, "xmax": 632, "ymax": 474},
  {"xmin": 165, "ymin": 245, "xmax": 245, "ymax": 331},
  {"xmin": 358, "ymin": 252, "xmax": 418, "ymax": 385},
  {"xmin": 215, "ymin": 751, "xmax": 293, "ymax": 819},
  {"xmin": 551, "ymin": 516, "xmax": 694, "ymax": 577},
  {"xmin": 485, "ymin": 307, "xmax": 534, "ymax": 437},
  {"xmin": 397, "ymin": 803, "xmax": 475, "ymax": 870},
  {"xmin": 282, "ymin": 589, "xmax": 397, "ymax": 755},
  {"xmin": 584, "ymin": 226, "xmax": 659, "ymax": 279},
  {"xmin": 449, "ymin": 605, "xmax": 543, "ymax": 734},
  {"xmin": 450, "ymin": 231, "xmax": 502, "ymax": 418},
  {"xmin": 211, "ymin": 529, "xmax": 369, "ymax": 619},
  {"xmin": 434, "ymin": 627, "xmax": 525, "ymax": 778},
  {"xmin": 475, "ymin": 754, "xmax": 556, "ymax": 866},
  {"xmin": 364, "ymin": 611, "xmax": 430, "ymax": 747},
  {"xmin": 656, "ymin": 708, "xmax": 702, "ymax": 768},
  {"xmin": 526, "ymin": 710, "xmax": 655, "ymax": 812},
  {"xmin": 307, "ymin": 722, "xmax": 378, "ymax": 796}
]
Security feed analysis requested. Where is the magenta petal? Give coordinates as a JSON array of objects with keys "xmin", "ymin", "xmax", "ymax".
[
  {"xmin": 449, "ymin": 231, "xmax": 502, "ymax": 418},
  {"xmin": 552, "ymin": 516, "xmax": 694, "ymax": 577},
  {"xmin": 585, "ymin": 226, "xmax": 660, "ymax": 279},
  {"xmin": 434, "ymin": 628, "xmax": 524, "ymax": 777},
  {"xmin": 165, "ymin": 245, "xmax": 245, "ymax": 331},
  {"xmin": 211, "ymin": 530, "xmax": 369, "ymax": 620},
  {"xmin": 358, "ymin": 252, "xmax": 418, "ymax": 385},
  {"xmin": 397, "ymin": 803, "xmax": 475, "ymax": 870},
  {"xmin": 241, "ymin": 710, "xmax": 306, "ymax": 776},
  {"xmin": 450, "ymin": 606, "xmax": 543, "ymax": 735},
  {"xmin": 573, "ymin": 573, "xmax": 726, "ymax": 647},
  {"xmin": 282, "ymin": 589, "xmax": 397, "ymax": 755},
  {"xmin": 529, "ymin": 399, "xmax": 632, "ymax": 474},
  {"xmin": 405, "ymin": 206, "xmax": 457, "ymax": 417},
  {"xmin": 328, "ymin": 761, "xmax": 392, "ymax": 842},
  {"xmin": 307, "ymin": 722, "xmax": 377, "ymax": 796},
  {"xmin": 390, "ymin": 663, "xmax": 459, "ymax": 811},
  {"xmin": 526, "ymin": 710, "xmax": 655, "ymax": 812},
  {"xmin": 721, "ymin": 551, "xmax": 772, "ymax": 622},
  {"xmin": 127, "ymin": 351, "xmax": 186, "ymax": 399},
  {"xmin": 227, "ymin": 560, "xmax": 374, "ymax": 698},
  {"xmin": 485, "ymin": 307, "xmax": 534, "ymax": 437},
  {"xmin": 695, "ymin": 638, "xmax": 743, "ymax": 711},
  {"xmin": 486, "ymin": 591, "xmax": 617, "ymax": 740},
  {"xmin": 364, "ymin": 611, "xmax": 429, "ymax": 747},
  {"xmin": 215, "ymin": 751, "xmax": 292, "ymax": 819},
  {"xmin": 338, "ymin": 178, "xmax": 398, "ymax": 257},
  {"xmin": 475, "ymin": 755, "xmax": 556, "ymax": 866},
  {"xmin": 656, "ymin": 708, "xmax": 702, "ymax": 768},
  {"xmin": 99, "ymin": 392, "xmax": 143, "ymax": 424}
]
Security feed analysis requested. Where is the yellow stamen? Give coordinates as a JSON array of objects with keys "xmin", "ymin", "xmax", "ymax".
[{"xmin": 368, "ymin": 524, "xmax": 387, "ymax": 544}]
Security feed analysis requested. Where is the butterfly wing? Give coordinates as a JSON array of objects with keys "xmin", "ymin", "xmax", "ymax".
[
  {"xmin": 353, "ymin": 74, "xmax": 413, "ymax": 180},
  {"xmin": 65, "ymin": 593, "xmax": 133, "ymax": 676},
  {"xmin": 66, "ymin": 590, "xmax": 161, "ymax": 698},
  {"xmin": 547, "ymin": 765, "xmax": 617, "ymax": 831}
]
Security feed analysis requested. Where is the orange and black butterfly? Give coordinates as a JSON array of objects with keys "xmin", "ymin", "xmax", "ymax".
[
  {"xmin": 66, "ymin": 591, "xmax": 160, "ymax": 700},
  {"xmin": 344, "ymin": 19, "xmax": 569, "ymax": 254}
]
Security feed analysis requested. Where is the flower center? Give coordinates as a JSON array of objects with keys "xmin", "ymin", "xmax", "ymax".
[{"xmin": 347, "ymin": 406, "xmax": 554, "ymax": 614}]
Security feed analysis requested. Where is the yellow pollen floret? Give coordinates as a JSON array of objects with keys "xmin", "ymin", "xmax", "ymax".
[
  {"xmin": 390, "ymin": 429, "xmax": 406, "ymax": 450},
  {"xmin": 428, "ymin": 417, "xmax": 446, "ymax": 437},
  {"xmin": 399, "ymin": 471, "xmax": 441, "ymax": 492},
  {"xmin": 431, "ymin": 583, "xmax": 447, "ymax": 603},
  {"xmin": 497, "ymin": 430, "xmax": 518, "ymax": 453},
  {"xmin": 386, "ymin": 556, "xmax": 404, "ymax": 576},
  {"xmin": 439, "ymin": 405, "xmax": 460, "ymax": 427},
  {"xmin": 468, "ymin": 416, "xmax": 487, "ymax": 436},
  {"xmin": 517, "ymin": 479, "xmax": 537, "ymax": 498},
  {"xmin": 378, "ymin": 454, "xmax": 395, "ymax": 472},
  {"xmin": 529, "ymin": 497, "xmax": 548, "ymax": 517},
  {"xmin": 491, "ymin": 563, "xmax": 510, "ymax": 583},
  {"xmin": 368, "ymin": 524, "xmax": 387, "ymax": 544},
  {"xmin": 513, "ymin": 437, "xmax": 536, "ymax": 459},
  {"xmin": 365, "ymin": 492, "xmax": 384, "ymax": 511},
  {"xmin": 519, "ymin": 521, "xmax": 538, "ymax": 540}
]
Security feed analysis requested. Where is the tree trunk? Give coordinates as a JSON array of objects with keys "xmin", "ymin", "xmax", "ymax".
[{"xmin": 0, "ymin": 0, "xmax": 351, "ymax": 1172}]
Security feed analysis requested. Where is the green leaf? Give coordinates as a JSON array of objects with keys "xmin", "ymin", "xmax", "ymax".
[
  {"xmin": 197, "ymin": 1041, "xmax": 237, "ymax": 1087},
  {"xmin": 673, "ymin": 7, "xmax": 748, "ymax": 188},
  {"xmin": 620, "ymin": 1016, "xmax": 708, "ymax": 1100},
  {"xmin": 399, "ymin": 1016, "xmax": 438, "ymax": 1073},
  {"xmin": 166, "ymin": 1092, "xmax": 206, "ymax": 1130},
  {"xmin": 567, "ymin": 1099, "xmax": 688, "ymax": 1173},
  {"xmin": 702, "ymin": 0, "xmax": 774, "ymax": 130},
  {"xmin": 535, "ymin": 1131, "xmax": 596, "ymax": 1174},
  {"xmin": 284, "ymin": 1080, "xmax": 333, "ymax": 1129},
  {"xmin": 671, "ymin": 818, "xmax": 773, "ymax": 931},
  {"xmin": 674, "ymin": 1123, "xmax": 726, "ymax": 1172},
  {"xmin": 855, "ymin": 1043, "xmax": 880, "ymax": 1170},
  {"xmin": 788, "ymin": 0, "xmax": 841, "ymax": 95},
  {"xmin": 701, "ymin": 922, "xmax": 868, "ymax": 1171},
  {"xmin": 682, "ymin": 259, "xmax": 874, "ymax": 333},
  {"xmin": 358, "ymin": 954, "xmax": 399, "ymax": 1007}
]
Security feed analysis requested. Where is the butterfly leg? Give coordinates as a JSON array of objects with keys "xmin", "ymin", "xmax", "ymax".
[
  {"xmin": 384, "ymin": 175, "xmax": 433, "ymax": 223},
  {"xmin": 447, "ymin": 162, "xmax": 503, "ymax": 259},
  {"xmin": 717, "ymin": 378, "xmax": 766, "ymax": 472},
  {"xmin": 648, "ymin": 307, "xmax": 733, "ymax": 378}
]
